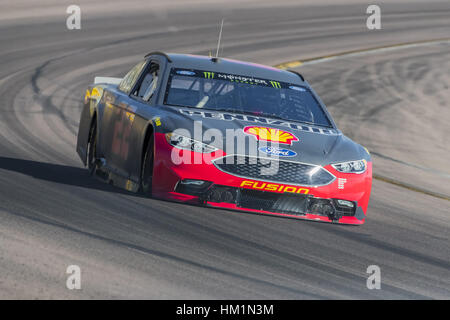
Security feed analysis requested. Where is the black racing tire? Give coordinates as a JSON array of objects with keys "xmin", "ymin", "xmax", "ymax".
[
  {"xmin": 87, "ymin": 121, "xmax": 97, "ymax": 176},
  {"xmin": 140, "ymin": 135, "xmax": 154, "ymax": 196}
]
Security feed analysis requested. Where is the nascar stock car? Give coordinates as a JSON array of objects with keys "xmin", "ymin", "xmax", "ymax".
[{"xmin": 76, "ymin": 52, "xmax": 372, "ymax": 224}]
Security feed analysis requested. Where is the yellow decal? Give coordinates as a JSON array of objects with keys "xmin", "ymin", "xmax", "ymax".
[
  {"xmin": 203, "ymin": 72, "xmax": 215, "ymax": 79},
  {"xmin": 244, "ymin": 126, "xmax": 299, "ymax": 145},
  {"xmin": 91, "ymin": 87, "xmax": 102, "ymax": 99},
  {"xmin": 154, "ymin": 117, "xmax": 161, "ymax": 126},
  {"xmin": 269, "ymin": 81, "xmax": 281, "ymax": 88},
  {"xmin": 125, "ymin": 112, "xmax": 135, "ymax": 123},
  {"xmin": 84, "ymin": 90, "xmax": 91, "ymax": 104},
  {"xmin": 126, "ymin": 180, "xmax": 133, "ymax": 191},
  {"xmin": 240, "ymin": 180, "xmax": 309, "ymax": 194}
]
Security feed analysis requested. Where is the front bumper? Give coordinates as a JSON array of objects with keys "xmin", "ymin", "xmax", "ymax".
[{"xmin": 152, "ymin": 133, "xmax": 372, "ymax": 225}]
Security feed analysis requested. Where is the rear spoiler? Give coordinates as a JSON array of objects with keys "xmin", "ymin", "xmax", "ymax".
[{"xmin": 94, "ymin": 77, "xmax": 122, "ymax": 85}]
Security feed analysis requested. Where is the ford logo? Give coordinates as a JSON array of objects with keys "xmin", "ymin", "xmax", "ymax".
[{"xmin": 259, "ymin": 146, "xmax": 297, "ymax": 157}]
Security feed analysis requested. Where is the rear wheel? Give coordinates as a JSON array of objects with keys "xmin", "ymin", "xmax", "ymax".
[
  {"xmin": 140, "ymin": 135, "xmax": 154, "ymax": 196},
  {"xmin": 87, "ymin": 121, "xmax": 97, "ymax": 176}
]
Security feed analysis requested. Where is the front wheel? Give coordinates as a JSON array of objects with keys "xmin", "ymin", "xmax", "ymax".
[{"xmin": 140, "ymin": 136, "xmax": 154, "ymax": 196}]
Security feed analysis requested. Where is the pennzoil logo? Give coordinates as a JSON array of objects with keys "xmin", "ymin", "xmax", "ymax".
[
  {"xmin": 240, "ymin": 181, "xmax": 309, "ymax": 194},
  {"xmin": 244, "ymin": 126, "xmax": 299, "ymax": 145},
  {"xmin": 269, "ymin": 81, "xmax": 281, "ymax": 88},
  {"xmin": 203, "ymin": 72, "xmax": 215, "ymax": 79}
]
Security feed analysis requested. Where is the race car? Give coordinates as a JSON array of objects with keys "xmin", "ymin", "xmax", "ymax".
[{"xmin": 76, "ymin": 52, "xmax": 372, "ymax": 225}]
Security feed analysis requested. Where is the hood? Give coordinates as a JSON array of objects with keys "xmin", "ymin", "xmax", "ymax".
[{"xmin": 157, "ymin": 107, "xmax": 369, "ymax": 166}]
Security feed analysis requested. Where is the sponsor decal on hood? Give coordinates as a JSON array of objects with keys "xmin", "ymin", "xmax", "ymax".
[
  {"xmin": 244, "ymin": 126, "xmax": 299, "ymax": 145},
  {"xmin": 259, "ymin": 146, "xmax": 297, "ymax": 157},
  {"xmin": 177, "ymin": 109, "xmax": 338, "ymax": 135}
]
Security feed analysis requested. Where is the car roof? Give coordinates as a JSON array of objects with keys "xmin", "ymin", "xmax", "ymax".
[{"xmin": 146, "ymin": 52, "xmax": 305, "ymax": 85}]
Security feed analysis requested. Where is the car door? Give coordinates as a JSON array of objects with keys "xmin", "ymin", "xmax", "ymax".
[
  {"xmin": 120, "ymin": 60, "xmax": 162, "ymax": 181},
  {"xmin": 99, "ymin": 60, "xmax": 147, "ymax": 176}
]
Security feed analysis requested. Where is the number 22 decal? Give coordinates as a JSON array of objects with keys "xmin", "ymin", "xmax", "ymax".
[{"xmin": 111, "ymin": 111, "xmax": 132, "ymax": 159}]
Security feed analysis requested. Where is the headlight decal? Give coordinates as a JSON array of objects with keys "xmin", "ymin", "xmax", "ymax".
[
  {"xmin": 165, "ymin": 132, "xmax": 218, "ymax": 153},
  {"xmin": 331, "ymin": 159, "xmax": 367, "ymax": 174}
]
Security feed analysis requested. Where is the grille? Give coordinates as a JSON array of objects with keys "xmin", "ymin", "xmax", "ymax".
[
  {"xmin": 203, "ymin": 185, "xmax": 356, "ymax": 218},
  {"xmin": 214, "ymin": 155, "xmax": 335, "ymax": 186}
]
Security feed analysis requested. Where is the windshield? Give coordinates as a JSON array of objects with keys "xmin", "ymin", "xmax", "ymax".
[{"xmin": 164, "ymin": 68, "xmax": 333, "ymax": 127}]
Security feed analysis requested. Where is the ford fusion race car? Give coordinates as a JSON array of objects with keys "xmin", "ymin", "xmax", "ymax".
[{"xmin": 76, "ymin": 52, "xmax": 372, "ymax": 225}]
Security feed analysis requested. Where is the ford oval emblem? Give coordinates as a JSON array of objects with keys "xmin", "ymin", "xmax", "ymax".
[{"xmin": 259, "ymin": 146, "xmax": 297, "ymax": 157}]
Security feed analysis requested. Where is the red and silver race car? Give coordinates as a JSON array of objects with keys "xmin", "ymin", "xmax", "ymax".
[{"xmin": 76, "ymin": 52, "xmax": 372, "ymax": 225}]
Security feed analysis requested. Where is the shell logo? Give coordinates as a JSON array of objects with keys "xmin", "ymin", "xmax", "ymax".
[{"xmin": 243, "ymin": 126, "xmax": 299, "ymax": 145}]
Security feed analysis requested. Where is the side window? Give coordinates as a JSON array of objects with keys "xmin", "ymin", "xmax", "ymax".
[
  {"xmin": 118, "ymin": 60, "xmax": 146, "ymax": 94},
  {"xmin": 133, "ymin": 63, "xmax": 159, "ymax": 102}
]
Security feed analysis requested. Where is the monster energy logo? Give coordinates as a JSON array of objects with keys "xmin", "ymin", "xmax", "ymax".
[
  {"xmin": 270, "ymin": 81, "xmax": 281, "ymax": 88},
  {"xmin": 203, "ymin": 72, "xmax": 215, "ymax": 79}
]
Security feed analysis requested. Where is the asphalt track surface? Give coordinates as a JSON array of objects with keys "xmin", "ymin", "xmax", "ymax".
[{"xmin": 0, "ymin": 0, "xmax": 449, "ymax": 299}]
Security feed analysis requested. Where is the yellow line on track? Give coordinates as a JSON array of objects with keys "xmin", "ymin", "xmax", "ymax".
[{"xmin": 274, "ymin": 37, "xmax": 450, "ymax": 69}]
